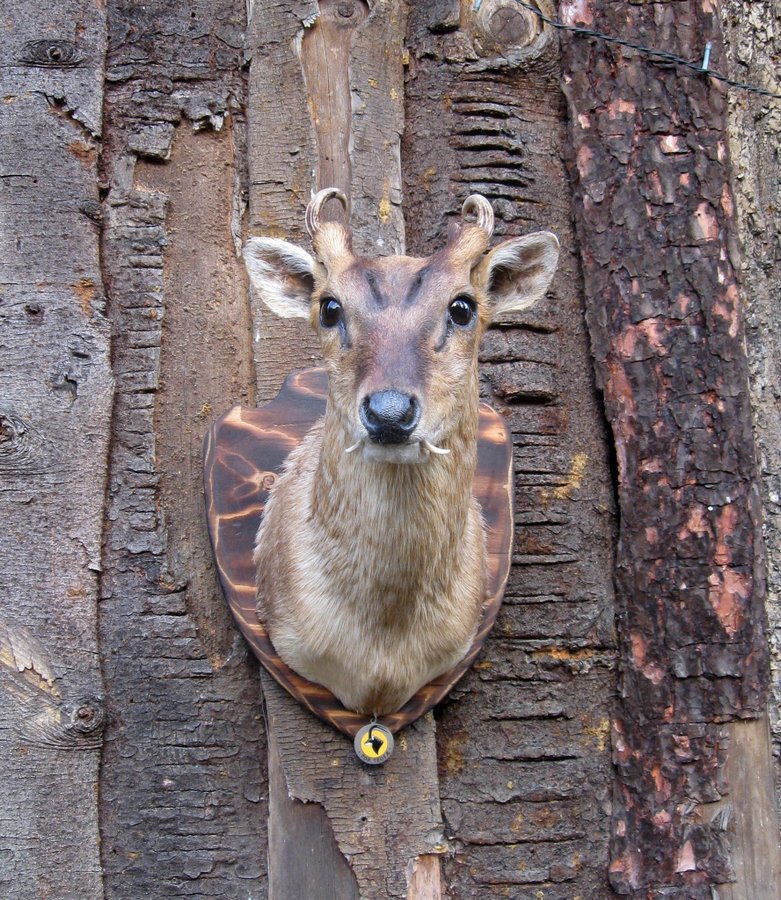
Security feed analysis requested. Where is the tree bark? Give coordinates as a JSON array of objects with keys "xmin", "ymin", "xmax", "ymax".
[{"xmin": 560, "ymin": 0, "xmax": 776, "ymax": 894}]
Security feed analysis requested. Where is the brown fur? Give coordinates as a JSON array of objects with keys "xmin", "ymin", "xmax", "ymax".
[{"xmin": 245, "ymin": 210, "xmax": 558, "ymax": 715}]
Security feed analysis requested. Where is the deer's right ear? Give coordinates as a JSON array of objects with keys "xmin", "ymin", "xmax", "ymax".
[{"xmin": 243, "ymin": 237, "xmax": 316, "ymax": 319}]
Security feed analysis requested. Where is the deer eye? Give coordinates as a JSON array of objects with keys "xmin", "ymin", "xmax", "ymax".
[
  {"xmin": 448, "ymin": 295, "xmax": 476, "ymax": 327},
  {"xmin": 319, "ymin": 296, "xmax": 343, "ymax": 328}
]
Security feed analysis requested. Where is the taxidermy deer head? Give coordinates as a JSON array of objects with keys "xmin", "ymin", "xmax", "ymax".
[{"xmin": 244, "ymin": 188, "xmax": 559, "ymax": 716}]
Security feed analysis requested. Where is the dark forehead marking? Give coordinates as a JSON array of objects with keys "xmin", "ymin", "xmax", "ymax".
[
  {"xmin": 364, "ymin": 269, "xmax": 388, "ymax": 309},
  {"xmin": 403, "ymin": 265, "xmax": 431, "ymax": 306}
]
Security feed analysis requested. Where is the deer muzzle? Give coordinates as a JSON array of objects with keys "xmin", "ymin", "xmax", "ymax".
[{"xmin": 359, "ymin": 390, "xmax": 421, "ymax": 445}]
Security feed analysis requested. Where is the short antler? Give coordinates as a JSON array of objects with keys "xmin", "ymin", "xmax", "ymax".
[
  {"xmin": 461, "ymin": 194, "xmax": 494, "ymax": 239},
  {"xmin": 305, "ymin": 187, "xmax": 349, "ymax": 239}
]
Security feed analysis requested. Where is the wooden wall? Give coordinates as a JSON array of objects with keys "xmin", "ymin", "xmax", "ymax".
[{"xmin": 1, "ymin": 1, "xmax": 778, "ymax": 898}]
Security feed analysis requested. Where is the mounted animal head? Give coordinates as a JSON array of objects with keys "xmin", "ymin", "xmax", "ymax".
[{"xmin": 244, "ymin": 189, "xmax": 559, "ymax": 463}]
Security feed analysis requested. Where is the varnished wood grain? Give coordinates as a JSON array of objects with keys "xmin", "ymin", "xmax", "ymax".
[{"xmin": 204, "ymin": 367, "xmax": 514, "ymax": 738}]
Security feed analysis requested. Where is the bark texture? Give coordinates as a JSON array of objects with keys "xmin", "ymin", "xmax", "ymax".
[
  {"xmin": 560, "ymin": 1, "xmax": 771, "ymax": 894},
  {"xmin": 0, "ymin": 3, "xmax": 111, "ymax": 896},
  {"xmin": 722, "ymin": 0, "xmax": 781, "ymax": 830},
  {"xmin": 403, "ymin": 2, "xmax": 618, "ymax": 897},
  {"xmin": 98, "ymin": 1, "xmax": 268, "ymax": 895}
]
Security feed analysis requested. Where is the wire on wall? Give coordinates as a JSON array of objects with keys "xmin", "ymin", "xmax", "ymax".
[{"xmin": 473, "ymin": 0, "xmax": 781, "ymax": 102}]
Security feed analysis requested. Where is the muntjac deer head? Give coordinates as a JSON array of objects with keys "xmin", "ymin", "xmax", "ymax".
[{"xmin": 243, "ymin": 189, "xmax": 558, "ymax": 716}]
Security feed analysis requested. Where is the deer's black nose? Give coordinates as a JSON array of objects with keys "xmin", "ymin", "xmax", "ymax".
[{"xmin": 360, "ymin": 391, "xmax": 420, "ymax": 444}]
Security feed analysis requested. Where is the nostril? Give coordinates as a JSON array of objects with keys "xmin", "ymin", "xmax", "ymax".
[
  {"xmin": 361, "ymin": 397, "xmax": 380, "ymax": 428},
  {"xmin": 360, "ymin": 391, "xmax": 420, "ymax": 443},
  {"xmin": 398, "ymin": 396, "xmax": 418, "ymax": 427}
]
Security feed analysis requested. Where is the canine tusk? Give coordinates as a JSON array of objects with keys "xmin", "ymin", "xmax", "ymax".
[
  {"xmin": 345, "ymin": 439, "xmax": 363, "ymax": 454},
  {"xmin": 423, "ymin": 439, "xmax": 450, "ymax": 456}
]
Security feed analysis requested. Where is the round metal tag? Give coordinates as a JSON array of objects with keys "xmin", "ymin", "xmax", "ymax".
[{"xmin": 354, "ymin": 722, "xmax": 394, "ymax": 765}]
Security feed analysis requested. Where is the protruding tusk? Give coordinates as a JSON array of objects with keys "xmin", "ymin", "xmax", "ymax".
[
  {"xmin": 462, "ymin": 194, "xmax": 494, "ymax": 240},
  {"xmin": 305, "ymin": 187, "xmax": 349, "ymax": 239},
  {"xmin": 345, "ymin": 439, "xmax": 363, "ymax": 454},
  {"xmin": 423, "ymin": 439, "xmax": 450, "ymax": 456}
]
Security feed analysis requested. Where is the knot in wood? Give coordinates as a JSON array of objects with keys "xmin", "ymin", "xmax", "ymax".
[
  {"xmin": 336, "ymin": 2, "xmax": 355, "ymax": 18},
  {"xmin": 0, "ymin": 409, "xmax": 49, "ymax": 478},
  {"xmin": 471, "ymin": 0, "xmax": 555, "ymax": 68},
  {"xmin": 17, "ymin": 39, "xmax": 83, "ymax": 68},
  {"xmin": 488, "ymin": 6, "xmax": 531, "ymax": 45},
  {"xmin": 67, "ymin": 697, "xmax": 105, "ymax": 736},
  {"xmin": 79, "ymin": 199, "xmax": 103, "ymax": 224},
  {"xmin": 0, "ymin": 412, "xmax": 25, "ymax": 446}
]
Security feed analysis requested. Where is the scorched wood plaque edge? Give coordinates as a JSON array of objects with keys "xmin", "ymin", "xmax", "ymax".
[{"xmin": 203, "ymin": 368, "xmax": 514, "ymax": 738}]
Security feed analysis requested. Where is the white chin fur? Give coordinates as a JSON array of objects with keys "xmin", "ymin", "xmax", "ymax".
[{"xmin": 361, "ymin": 442, "xmax": 423, "ymax": 465}]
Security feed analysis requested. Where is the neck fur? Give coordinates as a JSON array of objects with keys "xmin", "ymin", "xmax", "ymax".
[{"xmin": 311, "ymin": 396, "xmax": 479, "ymax": 603}]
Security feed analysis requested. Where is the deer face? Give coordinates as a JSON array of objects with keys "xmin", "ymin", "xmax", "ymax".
[{"xmin": 244, "ymin": 191, "xmax": 559, "ymax": 463}]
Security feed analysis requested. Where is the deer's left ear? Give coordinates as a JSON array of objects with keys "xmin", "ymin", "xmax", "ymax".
[{"xmin": 477, "ymin": 232, "xmax": 559, "ymax": 317}]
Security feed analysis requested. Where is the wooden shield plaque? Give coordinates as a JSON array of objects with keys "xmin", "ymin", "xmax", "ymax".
[{"xmin": 203, "ymin": 368, "xmax": 514, "ymax": 738}]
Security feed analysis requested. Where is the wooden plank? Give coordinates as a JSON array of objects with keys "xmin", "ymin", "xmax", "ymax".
[
  {"xmin": 721, "ymin": 0, "xmax": 781, "ymax": 850},
  {"xmin": 0, "ymin": 3, "xmax": 110, "ymax": 896},
  {"xmin": 267, "ymin": 723, "xmax": 360, "ymax": 899},
  {"xmin": 97, "ymin": 1, "xmax": 269, "ymax": 894},
  {"xmin": 263, "ymin": 684, "xmax": 444, "ymax": 898},
  {"xmin": 559, "ymin": 0, "xmax": 771, "ymax": 894},
  {"xmin": 406, "ymin": 855, "xmax": 443, "ymax": 900},
  {"xmin": 245, "ymin": 0, "xmax": 322, "ymax": 402},
  {"xmin": 300, "ymin": 0, "xmax": 369, "ymax": 213},
  {"xmin": 246, "ymin": 2, "xmax": 448, "ymax": 896},
  {"xmin": 402, "ymin": 2, "xmax": 618, "ymax": 896},
  {"xmin": 719, "ymin": 718, "xmax": 781, "ymax": 899}
]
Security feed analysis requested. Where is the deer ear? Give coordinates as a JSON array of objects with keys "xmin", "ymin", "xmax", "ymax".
[
  {"xmin": 478, "ymin": 232, "xmax": 559, "ymax": 317},
  {"xmin": 243, "ymin": 237, "xmax": 316, "ymax": 319}
]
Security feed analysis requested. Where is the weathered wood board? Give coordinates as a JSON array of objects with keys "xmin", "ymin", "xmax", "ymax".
[
  {"xmin": 0, "ymin": 3, "xmax": 111, "ymax": 896},
  {"xmin": 403, "ymin": 3, "xmax": 619, "ymax": 896},
  {"xmin": 97, "ymin": 0, "xmax": 269, "ymax": 895},
  {"xmin": 2, "ymin": 0, "xmax": 779, "ymax": 897},
  {"xmin": 722, "ymin": 0, "xmax": 781, "ymax": 835},
  {"xmin": 245, "ymin": 2, "xmax": 448, "ymax": 896}
]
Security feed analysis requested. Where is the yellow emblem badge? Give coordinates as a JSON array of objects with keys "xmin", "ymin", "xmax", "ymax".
[{"xmin": 354, "ymin": 722, "xmax": 394, "ymax": 765}]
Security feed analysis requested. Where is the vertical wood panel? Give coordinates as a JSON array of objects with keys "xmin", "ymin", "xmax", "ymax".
[
  {"xmin": 247, "ymin": 2, "xmax": 446, "ymax": 896},
  {"xmin": 718, "ymin": 719, "xmax": 781, "ymax": 900},
  {"xmin": 98, "ymin": 1, "xmax": 269, "ymax": 895},
  {"xmin": 403, "ymin": 3, "xmax": 618, "ymax": 896},
  {"xmin": 0, "ymin": 4, "xmax": 110, "ymax": 896},
  {"xmin": 722, "ymin": 0, "xmax": 781, "ymax": 836},
  {"xmin": 245, "ymin": 0, "xmax": 322, "ymax": 402}
]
